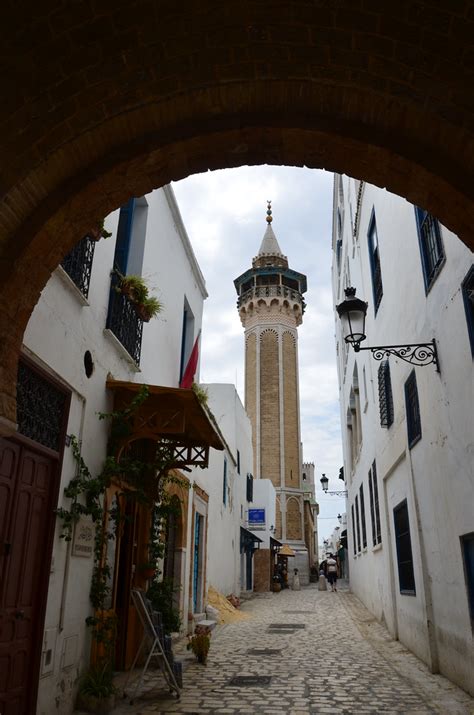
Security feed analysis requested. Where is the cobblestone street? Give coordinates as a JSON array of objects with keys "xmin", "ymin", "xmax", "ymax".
[{"xmin": 102, "ymin": 584, "xmax": 474, "ymax": 715}]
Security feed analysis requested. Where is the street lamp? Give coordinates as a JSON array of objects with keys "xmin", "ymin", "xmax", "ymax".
[
  {"xmin": 320, "ymin": 473, "xmax": 348, "ymax": 497},
  {"xmin": 337, "ymin": 513, "xmax": 342, "ymax": 524},
  {"xmin": 336, "ymin": 287, "xmax": 439, "ymax": 370}
]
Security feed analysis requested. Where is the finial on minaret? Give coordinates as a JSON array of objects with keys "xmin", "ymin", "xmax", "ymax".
[{"xmin": 266, "ymin": 200, "xmax": 273, "ymax": 223}]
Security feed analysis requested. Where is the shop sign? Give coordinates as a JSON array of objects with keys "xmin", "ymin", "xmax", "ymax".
[{"xmin": 248, "ymin": 508, "xmax": 265, "ymax": 529}]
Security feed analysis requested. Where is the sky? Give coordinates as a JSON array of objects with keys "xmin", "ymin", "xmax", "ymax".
[{"xmin": 173, "ymin": 165, "xmax": 346, "ymax": 541}]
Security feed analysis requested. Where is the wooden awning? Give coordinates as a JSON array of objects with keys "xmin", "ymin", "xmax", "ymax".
[{"xmin": 106, "ymin": 379, "xmax": 225, "ymax": 469}]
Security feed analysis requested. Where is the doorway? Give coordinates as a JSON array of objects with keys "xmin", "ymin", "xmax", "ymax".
[{"xmin": 0, "ymin": 358, "xmax": 69, "ymax": 713}]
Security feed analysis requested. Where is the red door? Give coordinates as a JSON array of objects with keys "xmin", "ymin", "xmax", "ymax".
[{"xmin": 0, "ymin": 438, "xmax": 59, "ymax": 715}]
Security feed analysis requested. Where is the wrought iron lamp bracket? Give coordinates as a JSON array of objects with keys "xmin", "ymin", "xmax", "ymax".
[
  {"xmin": 353, "ymin": 339, "xmax": 439, "ymax": 371},
  {"xmin": 326, "ymin": 490, "xmax": 348, "ymax": 496}
]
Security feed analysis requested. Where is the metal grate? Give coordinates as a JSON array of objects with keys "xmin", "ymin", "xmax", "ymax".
[
  {"xmin": 106, "ymin": 272, "xmax": 144, "ymax": 365},
  {"xmin": 268, "ymin": 623, "xmax": 305, "ymax": 629},
  {"xmin": 17, "ymin": 361, "xmax": 68, "ymax": 452},
  {"xmin": 247, "ymin": 649, "xmax": 281, "ymax": 656},
  {"xmin": 228, "ymin": 676, "xmax": 271, "ymax": 687},
  {"xmin": 61, "ymin": 235, "xmax": 96, "ymax": 298}
]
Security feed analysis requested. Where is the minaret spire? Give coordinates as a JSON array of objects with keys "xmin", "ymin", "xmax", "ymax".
[
  {"xmin": 257, "ymin": 200, "xmax": 284, "ymax": 258},
  {"xmin": 266, "ymin": 200, "xmax": 273, "ymax": 223}
]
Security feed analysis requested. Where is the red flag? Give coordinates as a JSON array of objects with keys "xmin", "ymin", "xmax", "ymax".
[{"xmin": 180, "ymin": 331, "xmax": 200, "ymax": 388}]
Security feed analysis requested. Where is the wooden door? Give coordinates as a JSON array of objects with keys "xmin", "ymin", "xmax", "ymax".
[{"xmin": 0, "ymin": 438, "xmax": 58, "ymax": 715}]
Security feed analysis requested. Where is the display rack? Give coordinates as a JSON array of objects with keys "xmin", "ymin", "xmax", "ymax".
[{"xmin": 122, "ymin": 588, "xmax": 181, "ymax": 704}]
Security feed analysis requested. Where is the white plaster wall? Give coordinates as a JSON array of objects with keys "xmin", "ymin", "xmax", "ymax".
[
  {"xmin": 190, "ymin": 384, "xmax": 254, "ymax": 598},
  {"xmin": 24, "ymin": 186, "xmax": 207, "ymax": 714},
  {"xmin": 332, "ymin": 175, "xmax": 474, "ymax": 694},
  {"xmin": 250, "ymin": 478, "xmax": 277, "ymax": 549}
]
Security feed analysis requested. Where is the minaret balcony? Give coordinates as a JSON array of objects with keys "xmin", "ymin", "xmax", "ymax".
[{"xmin": 237, "ymin": 284, "xmax": 305, "ymax": 310}]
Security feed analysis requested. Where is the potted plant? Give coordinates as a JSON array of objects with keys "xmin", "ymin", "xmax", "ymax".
[
  {"xmin": 117, "ymin": 274, "xmax": 163, "ymax": 322},
  {"xmin": 118, "ymin": 274, "xmax": 148, "ymax": 304},
  {"xmin": 272, "ymin": 575, "xmax": 282, "ymax": 592},
  {"xmin": 88, "ymin": 219, "xmax": 112, "ymax": 242},
  {"xmin": 135, "ymin": 295, "xmax": 163, "ymax": 322},
  {"xmin": 187, "ymin": 625, "xmax": 211, "ymax": 664},
  {"xmin": 76, "ymin": 662, "xmax": 117, "ymax": 714},
  {"xmin": 138, "ymin": 561, "xmax": 157, "ymax": 580}
]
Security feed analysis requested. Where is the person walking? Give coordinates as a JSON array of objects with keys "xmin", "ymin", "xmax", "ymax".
[{"xmin": 326, "ymin": 553, "xmax": 338, "ymax": 592}]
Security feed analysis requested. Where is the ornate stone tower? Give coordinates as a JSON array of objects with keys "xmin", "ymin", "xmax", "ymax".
[{"xmin": 234, "ymin": 202, "xmax": 309, "ymax": 576}]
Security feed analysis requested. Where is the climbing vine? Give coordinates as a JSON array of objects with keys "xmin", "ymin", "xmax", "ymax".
[{"xmin": 55, "ymin": 385, "xmax": 188, "ymax": 662}]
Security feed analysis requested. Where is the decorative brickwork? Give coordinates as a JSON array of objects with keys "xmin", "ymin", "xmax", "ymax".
[
  {"xmin": 283, "ymin": 331, "xmax": 299, "ymax": 489},
  {"xmin": 245, "ymin": 332, "xmax": 257, "ymax": 475},
  {"xmin": 260, "ymin": 329, "xmax": 280, "ymax": 485},
  {"xmin": 286, "ymin": 496, "xmax": 302, "ymax": 541},
  {"xmin": 0, "ymin": 2, "xmax": 474, "ymax": 426},
  {"xmin": 275, "ymin": 496, "xmax": 282, "ymax": 540}
]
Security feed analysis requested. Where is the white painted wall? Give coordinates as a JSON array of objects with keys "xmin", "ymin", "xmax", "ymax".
[
  {"xmin": 250, "ymin": 478, "xmax": 276, "ymax": 549},
  {"xmin": 190, "ymin": 383, "xmax": 254, "ymax": 597},
  {"xmin": 332, "ymin": 175, "xmax": 474, "ymax": 695},
  {"xmin": 24, "ymin": 185, "xmax": 207, "ymax": 715}
]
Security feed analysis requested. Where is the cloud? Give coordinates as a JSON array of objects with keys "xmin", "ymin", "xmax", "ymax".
[{"xmin": 173, "ymin": 165, "xmax": 343, "ymax": 539}]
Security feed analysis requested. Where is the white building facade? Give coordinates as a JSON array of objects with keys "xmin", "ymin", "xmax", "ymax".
[
  {"xmin": 2, "ymin": 185, "xmax": 253, "ymax": 714},
  {"xmin": 332, "ymin": 175, "xmax": 474, "ymax": 696}
]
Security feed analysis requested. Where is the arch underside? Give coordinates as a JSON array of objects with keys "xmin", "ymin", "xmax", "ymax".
[{"xmin": 0, "ymin": 0, "xmax": 473, "ymax": 424}]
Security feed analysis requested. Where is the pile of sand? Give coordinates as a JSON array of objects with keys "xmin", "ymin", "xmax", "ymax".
[{"xmin": 207, "ymin": 586, "xmax": 250, "ymax": 624}]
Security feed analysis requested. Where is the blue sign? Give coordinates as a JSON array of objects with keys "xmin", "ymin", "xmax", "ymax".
[{"xmin": 248, "ymin": 508, "xmax": 265, "ymax": 527}]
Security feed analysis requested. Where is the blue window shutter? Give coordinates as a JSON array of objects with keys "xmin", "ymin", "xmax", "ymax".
[
  {"xmin": 114, "ymin": 198, "xmax": 136, "ymax": 274},
  {"xmin": 404, "ymin": 371, "xmax": 421, "ymax": 448},
  {"xmin": 414, "ymin": 206, "xmax": 445, "ymax": 291},
  {"xmin": 367, "ymin": 209, "xmax": 383, "ymax": 313}
]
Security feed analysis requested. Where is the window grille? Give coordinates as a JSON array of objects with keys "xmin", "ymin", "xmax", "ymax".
[
  {"xmin": 17, "ymin": 360, "xmax": 69, "ymax": 452},
  {"xmin": 106, "ymin": 272, "xmax": 144, "ymax": 365},
  {"xmin": 359, "ymin": 484, "xmax": 367, "ymax": 549},
  {"xmin": 404, "ymin": 370, "xmax": 421, "ymax": 448},
  {"xmin": 61, "ymin": 235, "xmax": 96, "ymax": 298},
  {"xmin": 393, "ymin": 500, "xmax": 416, "ymax": 594},
  {"xmin": 415, "ymin": 207, "xmax": 445, "ymax": 291},
  {"xmin": 368, "ymin": 210, "xmax": 383, "ymax": 313},
  {"xmin": 461, "ymin": 265, "xmax": 474, "ymax": 357},
  {"xmin": 378, "ymin": 360, "xmax": 394, "ymax": 428}
]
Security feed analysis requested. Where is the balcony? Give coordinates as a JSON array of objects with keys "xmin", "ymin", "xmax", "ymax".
[
  {"xmin": 106, "ymin": 273, "xmax": 144, "ymax": 365},
  {"xmin": 61, "ymin": 235, "xmax": 96, "ymax": 298},
  {"xmin": 237, "ymin": 284, "xmax": 305, "ymax": 310}
]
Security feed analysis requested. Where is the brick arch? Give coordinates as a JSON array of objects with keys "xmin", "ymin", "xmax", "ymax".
[{"xmin": 0, "ymin": 1, "xmax": 474, "ymax": 428}]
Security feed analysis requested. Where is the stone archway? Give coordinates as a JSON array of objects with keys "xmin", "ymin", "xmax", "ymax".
[{"xmin": 0, "ymin": 1, "xmax": 473, "ymax": 428}]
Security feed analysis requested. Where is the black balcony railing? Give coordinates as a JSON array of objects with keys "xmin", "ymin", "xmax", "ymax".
[
  {"xmin": 61, "ymin": 235, "xmax": 96, "ymax": 298},
  {"xmin": 106, "ymin": 273, "xmax": 143, "ymax": 365}
]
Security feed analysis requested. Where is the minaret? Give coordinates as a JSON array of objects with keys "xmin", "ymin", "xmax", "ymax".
[{"xmin": 234, "ymin": 202, "xmax": 309, "ymax": 577}]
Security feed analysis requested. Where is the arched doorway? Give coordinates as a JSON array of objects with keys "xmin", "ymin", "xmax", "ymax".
[{"xmin": 0, "ymin": 2, "xmax": 474, "ymax": 430}]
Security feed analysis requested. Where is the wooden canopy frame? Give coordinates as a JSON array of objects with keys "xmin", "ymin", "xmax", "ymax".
[{"xmin": 106, "ymin": 379, "xmax": 225, "ymax": 469}]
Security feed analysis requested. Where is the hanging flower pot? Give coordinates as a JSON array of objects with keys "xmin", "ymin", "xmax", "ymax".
[
  {"xmin": 138, "ymin": 562, "xmax": 157, "ymax": 580},
  {"xmin": 87, "ymin": 220, "xmax": 112, "ymax": 242}
]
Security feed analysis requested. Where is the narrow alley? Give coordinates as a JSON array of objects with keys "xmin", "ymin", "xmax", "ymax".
[{"xmin": 99, "ymin": 584, "xmax": 474, "ymax": 715}]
